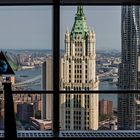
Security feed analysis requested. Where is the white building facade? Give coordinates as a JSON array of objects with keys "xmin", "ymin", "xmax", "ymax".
[{"xmin": 60, "ymin": 6, "xmax": 99, "ymax": 130}]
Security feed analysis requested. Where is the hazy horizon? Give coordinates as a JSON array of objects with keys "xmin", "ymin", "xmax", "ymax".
[{"xmin": 0, "ymin": 48, "xmax": 121, "ymax": 51}]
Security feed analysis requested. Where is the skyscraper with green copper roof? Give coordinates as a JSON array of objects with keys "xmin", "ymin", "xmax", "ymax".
[{"xmin": 60, "ymin": 6, "xmax": 99, "ymax": 130}]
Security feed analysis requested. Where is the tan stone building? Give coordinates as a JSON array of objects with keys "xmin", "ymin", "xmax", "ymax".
[{"xmin": 60, "ymin": 6, "xmax": 99, "ymax": 130}]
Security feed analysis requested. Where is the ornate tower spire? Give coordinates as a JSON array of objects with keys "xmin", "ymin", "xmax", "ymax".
[
  {"xmin": 71, "ymin": 6, "xmax": 89, "ymax": 39},
  {"xmin": 76, "ymin": 6, "xmax": 84, "ymax": 17}
]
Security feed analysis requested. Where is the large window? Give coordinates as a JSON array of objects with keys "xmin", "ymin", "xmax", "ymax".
[
  {"xmin": 60, "ymin": 5, "xmax": 120, "ymax": 131},
  {"xmin": 0, "ymin": 0, "xmax": 140, "ymax": 139}
]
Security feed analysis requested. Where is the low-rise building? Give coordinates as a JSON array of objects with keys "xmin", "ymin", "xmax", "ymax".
[{"xmin": 30, "ymin": 117, "xmax": 52, "ymax": 130}]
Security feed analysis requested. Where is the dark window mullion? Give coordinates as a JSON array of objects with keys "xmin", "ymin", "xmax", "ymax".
[
  {"xmin": 3, "ymin": 82, "xmax": 17, "ymax": 139},
  {"xmin": 53, "ymin": 1, "xmax": 60, "ymax": 136},
  {"xmin": 59, "ymin": 90, "xmax": 140, "ymax": 94}
]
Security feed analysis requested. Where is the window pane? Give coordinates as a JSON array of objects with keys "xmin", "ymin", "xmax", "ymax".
[
  {"xmin": 0, "ymin": 6, "xmax": 53, "ymax": 91},
  {"xmin": 0, "ymin": 5, "xmax": 53, "ymax": 135},
  {"xmin": 13, "ymin": 93, "xmax": 53, "ymax": 131},
  {"xmin": 60, "ymin": 6, "xmax": 121, "ymax": 93},
  {"xmin": 60, "ymin": 93, "xmax": 118, "ymax": 131},
  {"xmin": 60, "ymin": 93, "xmax": 97, "ymax": 130}
]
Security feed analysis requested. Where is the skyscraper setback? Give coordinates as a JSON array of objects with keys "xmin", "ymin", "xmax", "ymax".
[
  {"xmin": 60, "ymin": 6, "xmax": 99, "ymax": 130},
  {"xmin": 118, "ymin": 6, "xmax": 140, "ymax": 130}
]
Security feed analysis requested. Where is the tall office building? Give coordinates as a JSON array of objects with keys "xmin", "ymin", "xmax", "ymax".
[
  {"xmin": 41, "ymin": 56, "xmax": 53, "ymax": 121},
  {"xmin": 118, "ymin": 6, "xmax": 140, "ymax": 130},
  {"xmin": 60, "ymin": 6, "xmax": 99, "ymax": 130},
  {"xmin": 99, "ymin": 99, "xmax": 113, "ymax": 115}
]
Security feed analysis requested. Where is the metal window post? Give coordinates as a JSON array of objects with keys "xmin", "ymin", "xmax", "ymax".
[
  {"xmin": 53, "ymin": 1, "xmax": 60, "ymax": 137},
  {"xmin": 3, "ymin": 81, "xmax": 17, "ymax": 139}
]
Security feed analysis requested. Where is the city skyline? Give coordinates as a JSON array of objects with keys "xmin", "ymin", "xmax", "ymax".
[{"xmin": 0, "ymin": 6, "xmax": 120, "ymax": 130}]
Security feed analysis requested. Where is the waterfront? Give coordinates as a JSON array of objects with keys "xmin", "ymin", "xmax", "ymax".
[{"xmin": 15, "ymin": 68, "xmax": 118, "ymax": 108}]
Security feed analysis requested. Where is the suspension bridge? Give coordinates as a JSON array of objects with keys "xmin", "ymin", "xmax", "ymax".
[{"xmin": 14, "ymin": 75, "xmax": 41, "ymax": 87}]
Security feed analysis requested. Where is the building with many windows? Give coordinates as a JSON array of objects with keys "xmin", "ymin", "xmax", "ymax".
[
  {"xmin": 118, "ymin": 6, "xmax": 140, "ymax": 130},
  {"xmin": 99, "ymin": 99, "xmax": 113, "ymax": 115},
  {"xmin": 60, "ymin": 6, "xmax": 99, "ymax": 130}
]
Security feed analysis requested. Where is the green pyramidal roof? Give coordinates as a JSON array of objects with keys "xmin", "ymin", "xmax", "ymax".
[{"xmin": 71, "ymin": 6, "xmax": 89, "ymax": 39}]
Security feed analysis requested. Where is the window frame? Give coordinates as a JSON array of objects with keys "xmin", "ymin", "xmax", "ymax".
[{"xmin": 1, "ymin": 0, "xmax": 140, "ymax": 139}]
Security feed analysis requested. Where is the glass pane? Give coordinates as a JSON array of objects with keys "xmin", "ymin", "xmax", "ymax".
[
  {"xmin": 0, "ymin": 5, "xmax": 53, "ymax": 135},
  {"xmin": 13, "ymin": 93, "xmax": 53, "ymax": 131},
  {"xmin": 60, "ymin": 93, "xmax": 117, "ymax": 131},
  {"xmin": 60, "ymin": 93, "xmax": 98, "ymax": 130},
  {"xmin": 60, "ymin": 6, "xmax": 121, "ymax": 93},
  {"xmin": 0, "ymin": 6, "xmax": 53, "ymax": 91}
]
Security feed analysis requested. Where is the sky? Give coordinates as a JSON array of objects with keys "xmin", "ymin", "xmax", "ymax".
[
  {"xmin": 0, "ymin": 6, "xmax": 52, "ymax": 50},
  {"xmin": 0, "ymin": 6, "xmax": 121, "ymax": 50}
]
